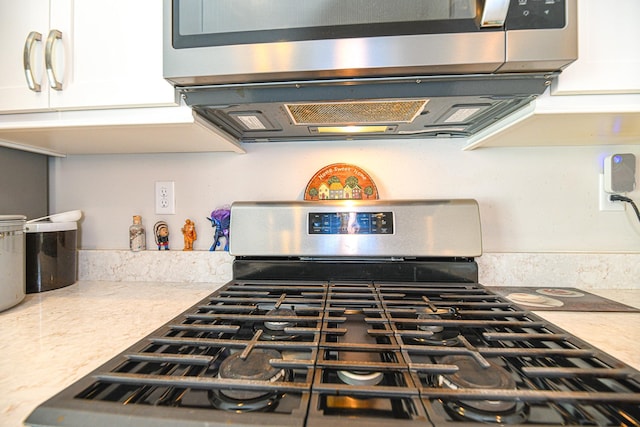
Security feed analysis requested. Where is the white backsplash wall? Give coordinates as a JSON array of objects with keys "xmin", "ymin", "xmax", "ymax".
[
  {"xmin": 49, "ymin": 138, "xmax": 640, "ymax": 253},
  {"xmin": 76, "ymin": 250, "xmax": 639, "ymax": 288}
]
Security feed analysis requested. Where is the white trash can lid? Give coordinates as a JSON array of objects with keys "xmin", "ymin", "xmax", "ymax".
[
  {"xmin": 25, "ymin": 221, "xmax": 77, "ymax": 233},
  {"xmin": 0, "ymin": 215, "xmax": 26, "ymax": 230},
  {"xmin": 0, "ymin": 214, "xmax": 26, "ymax": 221}
]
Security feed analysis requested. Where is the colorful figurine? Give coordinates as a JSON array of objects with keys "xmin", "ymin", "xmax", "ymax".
[
  {"xmin": 207, "ymin": 207, "xmax": 231, "ymax": 251},
  {"xmin": 154, "ymin": 221, "xmax": 170, "ymax": 250},
  {"xmin": 181, "ymin": 219, "xmax": 197, "ymax": 251}
]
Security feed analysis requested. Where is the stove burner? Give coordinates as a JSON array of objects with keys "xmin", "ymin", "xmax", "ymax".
[
  {"xmin": 208, "ymin": 389, "xmax": 283, "ymax": 413},
  {"xmin": 337, "ymin": 370, "xmax": 384, "ymax": 386},
  {"xmin": 256, "ymin": 308, "xmax": 299, "ymax": 341},
  {"xmin": 417, "ymin": 312, "xmax": 445, "ymax": 333},
  {"xmin": 216, "ymin": 349, "xmax": 286, "ymax": 401},
  {"xmin": 436, "ymin": 355, "xmax": 529, "ymax": 424},
  {"xmin": 264, "ymin": 308, "xmax": 296, "ymax": 331},
  {"xmin": 412, "ymin": 308, "xmax": 461, "ymax": 346}
]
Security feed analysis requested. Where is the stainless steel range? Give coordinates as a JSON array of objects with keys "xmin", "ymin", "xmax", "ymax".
[{"xmin": 26, "ymin": 200, "xmax": 640, "ymax": 426}]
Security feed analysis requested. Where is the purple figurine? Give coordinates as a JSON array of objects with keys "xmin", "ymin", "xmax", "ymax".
[{"xmin": 207, "ymin": 207, "xmax": 230, "ymax": 251}]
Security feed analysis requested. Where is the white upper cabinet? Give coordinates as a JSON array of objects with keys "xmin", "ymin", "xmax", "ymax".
[
  {"xmin": 465, "ymin": 0, "xmax": 640, "ymax": 149},
  {"xmin": 49, "ymin": 0, "xmax": 178, "ymax": 110},
  {"xmin": 552, "ymin": 0, "xmax": 640, "ymax": 95},
  {"xmin": 0, "ymin": 1, "xmax": 245, "ymax": 155},
  {"xmin": 0, "ymin": 0, "xmax": 51, "ymax": 111},
  {"xmin": 0, "ymin": 0, "xmax": 177, "ymax": 114}
]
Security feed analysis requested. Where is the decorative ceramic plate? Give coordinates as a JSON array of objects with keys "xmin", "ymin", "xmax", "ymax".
[
  {"xmin": 536, "ymin": 288, "xmax": 585, "ymax": 298},
  {"xmin": 506, "ymin": 293, "xmax": 564, "ymax": 308},
  {"xmin": 304, "ymin": 163, "xmax": 379, "ymax": 201}
]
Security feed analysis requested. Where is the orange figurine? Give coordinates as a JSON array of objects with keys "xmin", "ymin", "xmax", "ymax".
[{"xmin": 181, "ymin": 219, "xmax": 197, "ymax": 251}]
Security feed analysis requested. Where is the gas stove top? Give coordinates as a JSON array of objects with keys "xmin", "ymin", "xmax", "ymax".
[{"xmin": 25, "ymin": 200, "xmax": 640, "ymax": 426}]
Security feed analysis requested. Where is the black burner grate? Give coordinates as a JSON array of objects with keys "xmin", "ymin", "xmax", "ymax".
[{"xmin": 27, "ymin": 279, "xmax": 640, "ymax": 427}]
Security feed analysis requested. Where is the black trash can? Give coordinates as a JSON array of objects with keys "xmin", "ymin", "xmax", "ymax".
[{"xmin": 25, "ymin": 221, "xmax": 77, "ymax": 293}]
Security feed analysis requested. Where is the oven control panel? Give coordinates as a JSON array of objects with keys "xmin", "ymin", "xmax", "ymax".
[
  {"xmin": 229, "ymin": 200, "xmax": 482, "ymax": 257},
  {"xmin": 308, "ymin": 211, "xmax": 393, "ymax": 235}
]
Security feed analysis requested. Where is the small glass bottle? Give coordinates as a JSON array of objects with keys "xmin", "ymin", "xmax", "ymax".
[{"xmin": 129, "ymin": 215, "xmax": 146, "ymax": 251}]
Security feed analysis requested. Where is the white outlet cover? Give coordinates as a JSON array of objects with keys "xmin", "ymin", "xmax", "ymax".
[
  {"xmin": 598, "ymin": 174, "xmax": 624, "ymax": 212},
  {"xmin": 155, "ymin": 181, "xmax": 175, "ymax": 214}
]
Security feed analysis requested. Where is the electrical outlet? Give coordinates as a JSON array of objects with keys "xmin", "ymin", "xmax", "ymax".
[
  {"xmin": 155, "ymin": 181, "xmax": 175, "ymax": 214},
  {"xmin": 599, "ymin": 174, "xmax": 624, "ymax": 212}
]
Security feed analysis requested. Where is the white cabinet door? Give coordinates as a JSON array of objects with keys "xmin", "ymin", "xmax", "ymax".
[
  {"xmin": 0, "ymin": 0, "xmax": 50, "ymax": 112},
  {"xmin": 553, "ymin": 0, "xmax": 640, "ymax": 95},
  {"xmin": 0, "ymin": 0, "xmax": 177, "ymax": 113},
  {"xmin": 50, "ymin": 0, "xmax": 177, "ymax": 110}
]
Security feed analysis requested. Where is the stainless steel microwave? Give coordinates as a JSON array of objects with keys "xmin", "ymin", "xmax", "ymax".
[{"xmin": 163, "ymin": 0, "xmax": 577, "ymax": 142}]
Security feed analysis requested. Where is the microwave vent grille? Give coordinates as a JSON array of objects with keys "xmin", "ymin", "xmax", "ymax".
[{"xmin": 285, "ymin": 100, "xmax": 427, "ymax": 125}]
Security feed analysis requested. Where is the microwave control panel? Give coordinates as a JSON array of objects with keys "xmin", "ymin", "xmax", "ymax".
[{"xmin": 506, "ymin": 0, "xmax": 566, "ymax": 30}]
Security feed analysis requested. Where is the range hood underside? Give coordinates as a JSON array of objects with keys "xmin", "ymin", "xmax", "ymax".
[{"xmin": 183, "ymin": 73, "xmax": 556, "ymax": 142}]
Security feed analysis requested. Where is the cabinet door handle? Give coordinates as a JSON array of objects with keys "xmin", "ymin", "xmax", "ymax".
[
  {"xmin": 23, "ymin": 31, "xmax": 42, "ymax": 92},
  {"xmin": 45, "ymin": 29, "xmax": 63, "ymax": 91}
]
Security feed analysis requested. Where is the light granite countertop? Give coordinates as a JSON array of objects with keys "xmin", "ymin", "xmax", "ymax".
[{"xmin": 1, "ymin": 282, "xmax": 639, "ymax": 427}]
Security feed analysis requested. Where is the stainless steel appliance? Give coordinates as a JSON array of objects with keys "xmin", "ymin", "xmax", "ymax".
[
  {"xmin": 163, "ymin": 0, "xmax": 578, "ymax": 142},
  {"xmin": 25, "ymin": 200, "xmax": 640, "ymax": 426},
  {"xmin": 0, "ymin": 215, "xmax": 26, "ymax": 312}
]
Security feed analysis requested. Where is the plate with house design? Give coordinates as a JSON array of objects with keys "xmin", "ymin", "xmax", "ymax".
[{"xmin": 304, "ymin": 163, "xmax": 379, "ymax": 200}]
